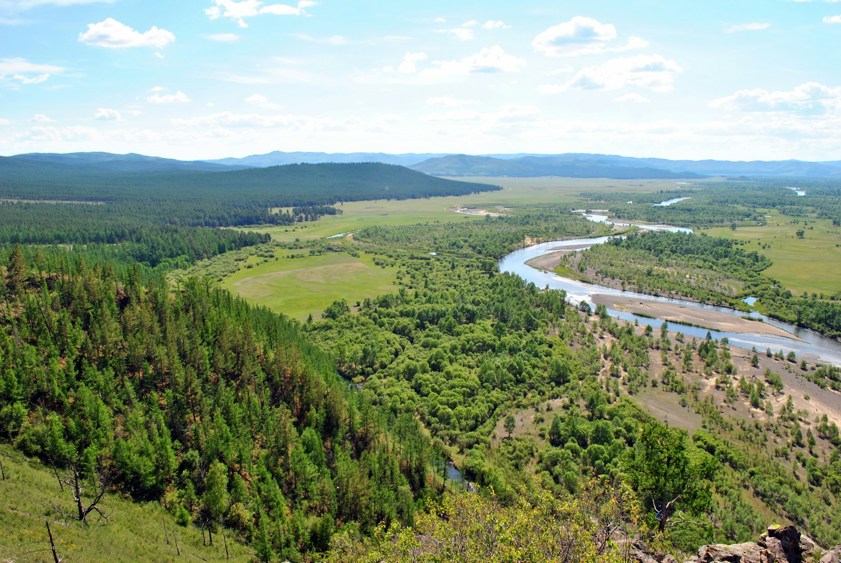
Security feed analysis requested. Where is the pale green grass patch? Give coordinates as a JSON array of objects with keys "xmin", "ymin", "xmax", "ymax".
[
  {"xmin": 222, "ymin": 251, "xmax": 397, "ymax": 320},
  {"xmin": 243, "ymin": 177, "xmax": 693, "ymax": 242},
  {"xmin": 706, "ymin": 211, "xmax": 841, "ymax": 296},
  {"xmin": 0, "ymin": 446, "xmax": 251, "ymax": 562}
]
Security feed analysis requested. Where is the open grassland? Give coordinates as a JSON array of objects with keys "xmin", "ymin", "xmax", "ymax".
[
  {"xmin": 222, "ymin": 177, "xmax": 692, "ymax": 318},
  {"xmin": 451, "ymin": 176, "xmax": 695, "ymax": 206},
  {"xmin": 253, "ymin": 194, "xmax": 489, "ymax": 242},
  {"xmin": 706, "ymin": 211, "xmax": 841, "ymax": 296},
  {"xmin": 0, "ymin": 446, "xmax": 251, "ymax": 563},
  {"xmin": 222, "ymin": 251, "xmax": 397, "ymax": 321},
  {"xmin": 247, "ymin": 177, "xmax": 686, "ymax": 242}
]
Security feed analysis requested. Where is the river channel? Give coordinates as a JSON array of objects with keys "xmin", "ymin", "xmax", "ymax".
[{"xmin": 499, "ymin": 222, "xmax": 841, "ymax": 368}]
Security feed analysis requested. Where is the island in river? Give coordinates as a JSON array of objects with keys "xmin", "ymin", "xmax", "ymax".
[
  {"xmin": 591, "ymin": 294, "xmax": 798, "ymax": 340},
  {"xmin": 526, "ymin": 250, "xmax": 797, "ymax": 340}
]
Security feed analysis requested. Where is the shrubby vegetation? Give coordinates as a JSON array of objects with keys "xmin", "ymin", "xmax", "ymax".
[
  {"xmin": 301, "ymin": 214, "xmax": 841, "ymax": 552},
  {"xmin": 566, "ymin": 231, "xmax": 770, "ymax": 307}
]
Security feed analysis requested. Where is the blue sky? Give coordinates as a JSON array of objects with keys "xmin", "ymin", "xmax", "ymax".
[{"xmin": 2, "ymin": 0, "xmax": 841, "ymax": 160}]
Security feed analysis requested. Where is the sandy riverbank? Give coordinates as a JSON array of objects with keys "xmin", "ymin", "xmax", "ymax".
[
  {"xmin": 591, "ymin": 294, "xmax": 800, "ymax": 340},
  {"xmin": 525, "ymin": 249, "xmax": 591, "ymax": 271}
]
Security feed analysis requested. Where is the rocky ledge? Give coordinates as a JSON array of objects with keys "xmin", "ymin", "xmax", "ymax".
[{"xmin": 634, "ymin": 525, "xmax": 841, "ymax": 563}]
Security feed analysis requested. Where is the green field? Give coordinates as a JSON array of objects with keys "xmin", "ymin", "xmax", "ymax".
[
  {"xmin": 222, "ymin": 177, "xmax": 699, "ymax": 318},
  {"xmin": 248, "ymin": 177, "xmax": 686, "ymax": 242},
  {"xmin": 221, "ymin": 251, "xmax": 397, "ymax": 321},
  {"xmin": 0, "ymin": 446, "xmax": 251, "ymax": 562},
  {"xmin": 706, "ymin": 211, "xmax": 841, "ymax": 296}
]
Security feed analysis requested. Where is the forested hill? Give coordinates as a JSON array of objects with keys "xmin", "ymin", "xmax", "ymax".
[
  {"xmin": 0, "ymin": 157, "xmax": 499, "ymax": 205},
  {"xmin": 0, "ymin": 159, "xmax": 498, "ymax": 267},
  {"xmin": 0, "ymin": 251, "xmax": 442, "ymax": 560}
]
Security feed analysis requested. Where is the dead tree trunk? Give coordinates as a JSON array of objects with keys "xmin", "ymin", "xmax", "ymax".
[
  {"xmin": 46, "ymin": 520, "xmax": 60, "ymax": 563},
  {"xmin": 61, "ymin": 464, "xmax": 109, "ymax": 524}
]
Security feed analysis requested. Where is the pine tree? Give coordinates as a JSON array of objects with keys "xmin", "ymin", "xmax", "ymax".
[{"xmin": 6, "ymin": 244, "xmax": 28, "ymax": 295}]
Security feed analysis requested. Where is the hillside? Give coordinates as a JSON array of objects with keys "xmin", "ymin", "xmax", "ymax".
[
  {"xmin": 0, "ymin": 255, "xmax": 442, "ymax": 560},
  {"xmin": 0, "ymin": 158, "xmax": 499, "ymax": 205},
  {"xmin": 0, "ymin": 445, "xmax": 253, "ymax": 562},
  {"xmin": 0, "ymin": 159, "xmax": 499, "ymax": 267}
]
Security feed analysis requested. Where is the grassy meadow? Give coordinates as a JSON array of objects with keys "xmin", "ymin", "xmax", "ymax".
[
  {"xmin": 221, "ymin": 251, "xmax": 398, "ymax": 321},
  {"xmin": 217, "ymin": 177, "xmax": 705, "ymax": 319},
  {"xmin": 248, "ymin": 177, "xmax": 685, "ymax": 242},
  {"xmin": 0, "ymin": 446, "xmax": 251, "ymax": 562},
  {"xmin": 706, "ymin": 211, "xmax": 841, "ymax": 296}
]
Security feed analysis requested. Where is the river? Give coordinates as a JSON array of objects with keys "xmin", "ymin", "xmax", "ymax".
[{"xmin": 499, "ymin": 224, "xmax": 841, "ymax": 368}]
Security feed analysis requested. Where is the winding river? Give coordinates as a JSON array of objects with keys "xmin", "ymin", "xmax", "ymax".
[{"xmin": 499, "ymin": 222, "xmax": 841, "ymax": 368}]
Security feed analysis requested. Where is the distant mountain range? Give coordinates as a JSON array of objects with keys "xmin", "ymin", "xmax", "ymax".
[
  {"xmin": 208, "ymin": 151, "xmax": 841, "ymax": 178},
  {"xmin": 5, "ymin": 151, "xmax": 841, "ymax": 179},
  {"xmin": 7, "ymin": 152, "xmax": 243, "ymax": 173},
  {"xmin": 409, "ymin": 154, "xmax": 702, "ymax": 179},
  {"xmin": 206, "ymin": 151, "xmax": 444, "ymax": 168},
  {"xmin": 410, "ymin": 153, "xmax": 841, "ymax": 178}
]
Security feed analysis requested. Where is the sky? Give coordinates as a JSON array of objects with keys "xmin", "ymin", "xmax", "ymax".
[{"xmin": 2, "ymin": 0, "xmax": 841, "ymax": 161}]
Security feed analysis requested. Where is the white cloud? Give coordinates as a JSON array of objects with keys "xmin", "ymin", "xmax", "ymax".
[
  {"xmin": 436, "ymin": 19, "xmax": 509, "ymax": 41},
  {"xmin": 532, "ymin": 16, "xmax": 647, "ymax": 57},
  {"xmin": 421, "ymin": 109, "xmax": 482, "ymax": 122},
  {"xmin": 421, "ymin": 104, "xmax": 539, "ymax": 124},
  {"xmin": 823, "ymin": 15, "xmax": 841, "ymax": 23},
  {"xmin": 293, "ymin": 33, "xmax": 350, "ymax": 45},
  {"xmin": 94, "ymin": 108, "xmax": 122, "ymax": 121},
  {"xmin": 146, "ymin": 87, "xmax": 190, "ymax": 104},
  {"xmin": 482, "ymin": 20, "xmax": 510, "ymax": 30},
  {"xmin": 438, "ymin": 26, "xmax": 475, "ymax": 41},
  {"xmin": 204, "ymin": 0, "xmax": 315, "ymax": 28},
  {"xmin": 78, "ymin": 18, "xmax": 175, "ymax": 49},
  {"xmin": 245, "ymin": 93, "xmax": 281, "ymax": 109},
  {"xmin": 534, "ymin": 16, "xmax": 616, "ymax": 56},
  {"xmin": 0, "ymin": 117, "xmax": 11, "ymax": 126},
  {"xmin": 172, "ymin": 111, "xmax": 315, "ymax": 129},
  {"xmin": 614, "ymin": 93, "xmax": 650, "ymax": 103},
  {"xmin": 426, "ymin": 96, "xmax": 478, "ymax": 107},
  {"xmin": 207, "ymin": 33, "xmax": 240, "ymax": 42},
  {"xmin": 711, "ymin": 82, "xmax": 841, "ymax": 115},
  {"xmin": 0, "ymin": 57, "xmax": 64, "ymax": 84},
  {"xmin": 388, "ymin": 51, "xmax": 427, "ymax": 74},
  {"xmin": 32, "ymin": 113, "xmax": 54, "ymax": 122},
  {"xmin": 541, "ymin": 54, "xmax": 682, "ymax": 93},
  {"xmin": 17, "ymin": 125, "xmax": 98, "ymax": 143},
  {"xmin": 725, "ymin": 22, "xmax": 772, "ymax": 33},
  {"xmin": 401, "ymin": 46, "xmax": 523, "ymax": 81},
  {"xmin": 214, "ymin": 58, "xmax": 320, "ymax": 85},
  {"xmin": 431, "ymin": 46, "xmax": 522, "ymax": 76},
  {"xmin": 0, "ymin": 0, "xmax": 112, "ymax": 9}
]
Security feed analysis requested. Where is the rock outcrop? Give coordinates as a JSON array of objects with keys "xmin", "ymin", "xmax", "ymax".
[
  {"xmin": 684, "ymin": 525, "xmax": 832, "ymax": 563},
  {"xmin": 631, "ymin": 525, "xmax": 841, "ymax": 563},
  {"xmin": 820, "ymin": 544, "xmax": 841, "ymax": 563}
]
